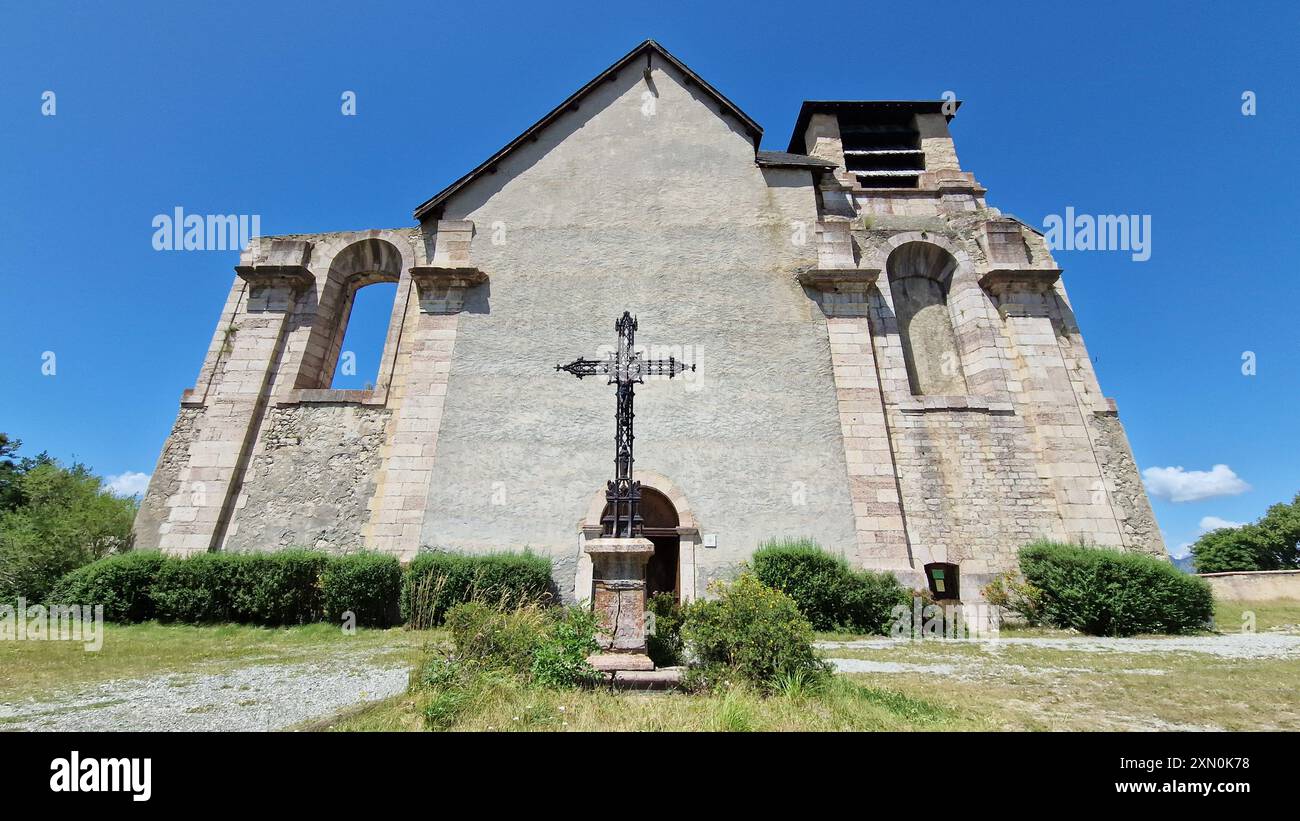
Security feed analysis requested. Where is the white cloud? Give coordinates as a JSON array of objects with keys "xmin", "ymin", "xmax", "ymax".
[
  {"xmin": 1198, "ymin": 515, "xmax": 1245, "ymax": 532},
  {"xmin": 104, "ymin": 471, "xmax": 151, "ymax": 497},
  {"xmin": 1141, "ymin": 464, "xmax": 1251, "ymax": 503}
]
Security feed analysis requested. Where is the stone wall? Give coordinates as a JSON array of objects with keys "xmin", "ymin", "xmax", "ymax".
[
  {"xmin": 1200, "ymin": 570, "xmax": 1300, "ymax": 602},
  {"xmin": 132, "ymin": 407, "xmax": 205, "ymax": 548},
  {"xmin": 887, "ymin": 407, "xmax": 1063, "ymax": 575},
  {"xmin": 1089, "ymin": 413, "xmax": 1164, "ymax": 555},
  {"xmin": 222, "ymin": 404, "xmax": 389, "ymax": 552}
]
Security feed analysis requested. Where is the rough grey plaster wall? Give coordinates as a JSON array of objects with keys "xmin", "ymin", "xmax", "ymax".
[
  {"xmin": 132, "ymin": 407, "xmax": 205, "ymax": 549},
  {"xmin": 224, "ymin": 404, "xmax": 389, "ymax": 553},
  {"xmin": 421, "ymin": 62, "xmax": 859, "ymax": 594}
]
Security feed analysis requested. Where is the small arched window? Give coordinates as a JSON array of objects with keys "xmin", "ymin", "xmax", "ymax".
[
  {"xmin": 330, "ymin": 281, "xmax": 398, "ymax": 389},
  {"xmin": 886, "ymin": 241, "xmax": 967, "ymax": 396}
]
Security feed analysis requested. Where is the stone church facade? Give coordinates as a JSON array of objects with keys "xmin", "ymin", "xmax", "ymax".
[{"xmin": 133, "ymin": 40, "xmax": 1165, "ymax": 601}]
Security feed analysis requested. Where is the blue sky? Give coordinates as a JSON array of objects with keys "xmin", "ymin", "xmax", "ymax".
[{"xmin": 1, "ymin": 0, "xmax": 1296, "ymax": 557}]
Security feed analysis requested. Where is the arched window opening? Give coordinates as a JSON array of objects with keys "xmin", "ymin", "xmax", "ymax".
[
  {"xmin": 886, "ymin": 241, "xmax": 967, "ymax": 396},
  {"xmin": 330, "ymin": 281, "xmax": 397, "ymax": 390}
]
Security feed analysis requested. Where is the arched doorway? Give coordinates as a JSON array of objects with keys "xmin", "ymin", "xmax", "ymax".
[
  {"xmin": 601, "ymin": 487, "xmax": 680, "ymax": 600},
  {"xmin": 577, "ymin": 472, "xmax": 700, "ymax": 604}
]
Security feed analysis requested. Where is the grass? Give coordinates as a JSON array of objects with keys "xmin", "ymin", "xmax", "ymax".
[
  {"xmin": 820, "ymin": 636, "xmax": 1300, "ymax": 731},
  {"xmin": 8, "ymin": 601, "xmax": 1300, "ymax": 731},
  {"xmin": 306, "ymin": 673, "xmax": 965, "ymax": 732},
  {"xmin": 1213, "ymin": 599, "xmax": 1300, "ymax": 632},
  {"xmin": 0, "ymin": 621, "xmax": 426, "ymax": 701}
]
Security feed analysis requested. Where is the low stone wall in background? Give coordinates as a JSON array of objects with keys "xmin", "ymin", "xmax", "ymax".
[{"xmin": 1198, "ymin": 570, "xmax": 1300, "ymax": 602}]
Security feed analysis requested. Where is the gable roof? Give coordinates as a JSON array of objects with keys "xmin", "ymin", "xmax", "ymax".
[{"xmin": 412, "ymin": 39, "xmax": 765, "ymax": 221}]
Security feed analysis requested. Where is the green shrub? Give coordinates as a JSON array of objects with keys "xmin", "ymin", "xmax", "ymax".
[
  {"xmin": 429, "ymin": 600, "xmax": 600, "ymax": 693},
  {"xmin": 401, "ymin": 550, "xmax": 553, "ymax": 627},
  {"xmin": 838, "ymin": 568, "xmax": 912, "ymax": 634},
  {"xmin": 682, "ymin": 573, "xmax": 830, "ymax": 692},
  {"xmin": 646, "ymin": 591, "xmax": 684, "ymax": 667},
  {"xmin": 153, "ymin": 550, "xmax": 329, "ymax": 625},
  {"xmin": 151, "ymin": 553, "xmax": 238, "ymax": 623},
  {"xmin": 981, "ymin": 570, "xmax": 1045, "ymax": 626},
  {"xmin": 0, "ymin": 459, "xmax": 138, "ymax": 604},
  {"xmin": 1019, "ymin": 541, "xmax": 1214, "ymax": 636},
  {"xmin": 751, "ymin": 538, "xmax": 908, "ymax": 633},
  {"xmin": 530, "ymin": 606, "xmax": 603, "ymax": 689},
  {"xmin": 322, "ymin": 552, "xmax": 402, "ymax": 627},
  {"xmin": 49, "ymin": 550, "xmax": 164, "ymax": 622},
  {"xmin": 227, "ymin": 550, "xmax": 328, "ymax": 625}
]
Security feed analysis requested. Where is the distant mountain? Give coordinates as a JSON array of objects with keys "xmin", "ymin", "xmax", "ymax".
[{"xmin": 1171, "ymin": 554, "xmax": 1197, "ymax": 574}]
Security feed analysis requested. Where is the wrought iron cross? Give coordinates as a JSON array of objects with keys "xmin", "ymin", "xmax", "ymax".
[{"xmin": 556, "ymin": 312, "xmax": 694, "ymax": 538}]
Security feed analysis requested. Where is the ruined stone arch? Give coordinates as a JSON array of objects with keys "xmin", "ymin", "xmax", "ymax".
[
  {"xmin": 297, "ymin": 236, "xmax": 408, "ymax": 391},
  {"xmin": 885, "ymin": 239, "xmax": 969, "ymax": 396}
]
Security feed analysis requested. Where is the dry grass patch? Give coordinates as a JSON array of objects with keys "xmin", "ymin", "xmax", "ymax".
[
  {"xmin": 319, "ymin": 674, "xmax": 973, "ymax": 732},
  {"xmin": 822, "ymin": 637, "xmax": 1300, "ymax": 731},
  {"xmin": 0, "ymin": 621, "xmax": 427, "ymax": 701}
]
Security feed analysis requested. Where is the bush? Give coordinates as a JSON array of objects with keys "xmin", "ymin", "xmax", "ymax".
[
  {"xmin": 751, "ymin": 538, "xmax": 908, "ymax": 634},
  {"xmin": 646, "ymin": 591, "xmax": 684, "ymax": 667},
  {"xmin": 1019, "ymin": 541, "xmax": 1214, "ymax": 636},
  {"xmin": 49, "ymin": 548, "xmax": 407, "ymax": 627},
  {"xmin": 981, "ymin": 570, "xmax": 1045, "ymax": 626},
  {"xmin": 838, "ymin": 569, "xmax": 912, "ymax": 634},
  {"xmin": 401, "ymin": 550, "xmax": 553, "ymax": 627},
  {"xmin": 530, "ymin": 606, "xmax": 603, "ymax": 689},
  {"xmin": 682, "ymin": 573, "xmax": 830, "ymax": 692},
  {"xmin": 446, "ymin": 601, "xmax": 550, "ymax": 674},
  {"xmin": 151, "ymin": 553, "xmax": 239, "ymax": 622},
  {"xmin": 48, "ymin": 550, "xmax": 164, "ymax": 622},
  {"xmin": 153, "ymin": 550, "xmax": 329, "ymax": 625},
  {"xmin": 228, "ymin": 550, "xmax": 329, "ymax": 625},
  {"xmin": 322, "ymin": 552, "xmax": 402, "ymax": 627}
]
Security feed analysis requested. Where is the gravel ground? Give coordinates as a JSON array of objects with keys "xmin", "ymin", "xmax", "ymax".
[
  {"xmin": 0, "ymin": 648, "xmax": 409, "ymax": 732},
  {"xmin": 817, "ymin": 631, "xmax": 1300, "ymax": 660}
]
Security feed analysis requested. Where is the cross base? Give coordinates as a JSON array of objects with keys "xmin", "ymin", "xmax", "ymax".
[{"xmin": 583, "ymin": 537, "xmax": 655, "ymax": 654}]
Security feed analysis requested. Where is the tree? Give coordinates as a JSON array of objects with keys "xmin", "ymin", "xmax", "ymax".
[
  {"xmin": 0, "ymin": 443, "xmax": 138, "ymax": 604},
  {"xmin": 1255, "ymin": 494, "xmax": 1300, "ymax": 569},
  {"xmin": 1192, "ymin": 525, "xmax": 1265, "ymax": 573},
  {"xmin": 0, "ymin": 433, "xmax": 22, "ymax": 511},
  {"xmin": 1191, "ymin": 493, "xmax": 1300, "ymax": 573},
  {"xmin": 0, "ymin": 433, "xmax": 55, "ymax": 513}
]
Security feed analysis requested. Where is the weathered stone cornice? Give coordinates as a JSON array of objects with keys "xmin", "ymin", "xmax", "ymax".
[
  {"xmin": 410, "ymin": 265, "xmax": 488, "ymax": 314},
  {"xmin": 235, "ymin": 238, "xmax": 315, "ymax": 291},
  {"xmin": 409, "ymin": 265, "xmax": 489, "ymax": 290},
  {"xmin": 234, "ymin": 265, "xmax": 315, "ymax": 292},
  {"xmin": 978, "ymin": 267, "xmax": 1062, "ymax": 294},
  {"xmin": 797, "ymin": 267, "xmax": 881, "ymax": 292}
]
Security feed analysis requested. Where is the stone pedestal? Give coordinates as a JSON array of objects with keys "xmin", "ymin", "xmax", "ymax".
[{"xmin": 583, "ymin": 537, "xmax": 654, "ymax": 654}]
